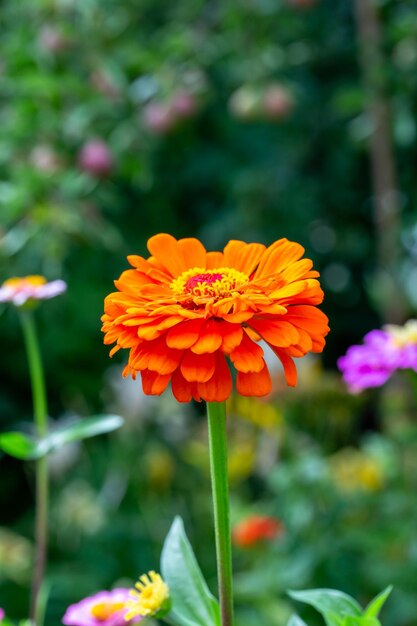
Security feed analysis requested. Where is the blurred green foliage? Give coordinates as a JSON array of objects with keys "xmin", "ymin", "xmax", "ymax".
[{"xmin": 1, "ymin": 0, "xmax": 417, "ymax": 624}]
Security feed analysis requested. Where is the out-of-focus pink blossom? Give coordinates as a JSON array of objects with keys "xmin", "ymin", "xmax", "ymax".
[
  {"xmin": 0, "ymin": 276, "xmax": 67, "ymax": 307},
  {"xmin": 30, "ymin": 145, "xmax": 61, "ymax": 174},
  {"xmin": 63, "ymin": 589, "xmax": 141, "ymax": 626},
  {"xmin": 338, "ymin": 320, "xmax": 417, "ymax": 393},
  {"xmin": 0, "ymin": 608, "xmax": 5, "ymax": 622},
  {"xmin": 143, "ymin": 102, "xmax": 175, "ymax": 134},
  {"xmin": 78, "ymin": 140, "xmax": 113, "ymax": 178},
  {"xmin": 39, "ymin": 26, "xmax": 69, "ymax": 53},
  {"xmin": 170, "ymin": 91, "xmax": 197, "ymax": 119},
  {"xmin": 263, "ymin": 85, "xmax": 295, "ymax": 120}
]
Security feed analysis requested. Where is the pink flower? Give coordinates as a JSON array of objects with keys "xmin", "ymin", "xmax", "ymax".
[
  {"xmin": 0, "ymin": 275, "xmax": 66, "ymax": 307},
  {"xmin": 338, "ymin": 320, "xmax": 417, "ymax": 393},
  {"xmin": 0, "ymin": 608, "xmax": 5, "ymax": 621},
  {"xmin": 142, "ymin": 102, "xmax": 175, "ymax": 135},
  {"xmin": 63, "ymin": 589, "xmax": 141, "ymax": 626},
  {"xmin": 78, "ymin": 140, "xmax": 113, "ymax": 178},
  {"xmin": 170, "ymin": 91, "xmax": 197, "ymax": 119}
]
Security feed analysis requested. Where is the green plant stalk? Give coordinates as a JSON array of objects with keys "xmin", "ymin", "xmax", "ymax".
[
  {"xmin": 207, "ymin": 401, "xmax": 233, "ymax": 626},
  {"xmin": 19, "ymin": 310, "xmax": 49, "ymax": 626}
]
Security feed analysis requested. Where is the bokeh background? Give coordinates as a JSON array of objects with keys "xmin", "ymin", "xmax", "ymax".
[{"xmin": 1, "ymin": 0, "xmax": 417, "ymax": 624}]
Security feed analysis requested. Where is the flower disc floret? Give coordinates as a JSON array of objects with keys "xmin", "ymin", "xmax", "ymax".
[
  {"xmin": 125, "ymin": 571, "xmax": 170, "ymax": 620},
  {"xmin": 171, "ymin": 267, "xmax": 249, "ymax": 301},
  {"xmin": 102, "ymin": 234, "xmax": 329, "ymax": 402}
]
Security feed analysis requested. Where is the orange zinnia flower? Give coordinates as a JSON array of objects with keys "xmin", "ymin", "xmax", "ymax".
[
  {"xmin": 232, "ymin": 515, "xmax": 284, "ymax": 547},
  {"xmin": 101, "ymin": 234, "xmax": 329, "ymax": 403}
]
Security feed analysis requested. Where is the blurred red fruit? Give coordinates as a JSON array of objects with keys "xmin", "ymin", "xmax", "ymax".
[
  {"xmin": 143, "ymin": 102, "xmax": 175, "ymax": 135},
  {"xmin": 232, "ymin": 515, "xmax": 284, "ymax": 547},
  {"xmin": 263, "ymin": 84, "xmax": 295, "ymax": 120},
  {"xmin": 78, "ymin": 139, "xmax": 113, "ymax": 178}
]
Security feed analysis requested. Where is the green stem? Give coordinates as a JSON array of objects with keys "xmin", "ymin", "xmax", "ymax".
[
  {"xmin": 207, "ymin": 401, "xmax": 233, "ymax": 626},
  {"xmin": 19, "ymin": 310, "xmax": 49, "ymax": 626}
]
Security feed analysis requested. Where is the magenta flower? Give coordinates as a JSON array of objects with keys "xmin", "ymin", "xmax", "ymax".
[
  {"xmin": 338, "ymin": 320, "xmax": 417, "ymax": 393},
  {"xmin": 78, "ymin": 139, "xmax": 113, "ymax": 178},
  {"xmin": 0, "ymin": 608, "xmax": 4, "ymax": 622},
  {"xmin": 63, "ymin": 588, "xmax": 141, "ymax": 626},
  {"xmin": 0, "ymin": 275, "xmax": 67, "ymax": 307}
]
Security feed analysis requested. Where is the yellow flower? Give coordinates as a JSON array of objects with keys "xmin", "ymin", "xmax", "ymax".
[
  {"xmin": 329, "ymin": 448, "xmax": 384, "ymax": 493},
  {"xmin": 229, "ymin": 395, "xmax": 283, "ymax": 430},
  {"xmin": 125, "ymin": 571, "xmax": 170, "ymax": 620}
]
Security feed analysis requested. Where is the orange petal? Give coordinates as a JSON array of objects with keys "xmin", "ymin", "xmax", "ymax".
[
  {"xmin": 114, "ymin": 269, "xmax": 150, "ymax": 294},
  {"xmin": 206, "ymin": 251, "xmax": 224, "ymax": 269},
  {"xmin": 197, "ymin": 353, "xmax": 232, "ymax": 402},
  {"xmin": 236, "ymin": 243, "xmax": 266, "ymax": 275},
  {"xmin": 191, "ymin": 320, "xmax": 223, "ymax": 354},
  {"xmin": 130, "ymin": 337, "xmax": 182, "ymax": 375},
  {"xmin": 222, "ymin": 241, "xmax": 247, "ymax": 269},
  {"xmin": 285, "ymin": 306, "xmax": 329, "ymax": 352},
  {"xmin": 137, "ymin": 323, "xmax": 165, "ymax": 341},
  {"xmin": 135, "ymin": 316, "xmax": 187, "ymax": 341},
  {"xmin": 127, "ymin": 256, "xmax": 172, "ymax": 284},
  {"xmin": 269, "ymin": 280, "xmax": 309, "ymax": 300},
  {"xmin": 230, "ymin": 332, "xmax": 264, "ymax": 373},
  {"xmin": 109, "ymin": 345, "xmax": 120, "ymax": 357},
  {"xmin": 141, "ymin": 369, "xmax": 171, "ymax": 395},
  {"xmin": 280, "ymin": 258, "xmax": 314, "ymax": 283},
  {"xmin": 290, "ymin": 327, "xmax": 313, "ymax": 354},
  {"xmin": 177, "ymin": 238, "xmax": 207, "ymax": 269},
  {"xmin": 147, "ymin": 234, "xmax": 187, "ymax": 278},
  {"xmin": 171, "ymin": 369, "xmax": 198, "ymax": 402},
  {"xmin": 285, "ymin": 305, "xmax": 329, "ymax": 331},
  {"xmin": 180, "ymin": 351, "xmax": 216, "ymax": 382},
  {"xmin": 254, "ymin": 239, "xmax": 305, "ymax": 279},
  {"xmin": 236, "ymin": 361, "xmax": 272, "ymax": 397},
  {"xmin": 166, "ymin": 318, "xmax": 205, "ymax": 349},
  {"xmin": 219, "ymin": 322, "xmax": 244, "ymax": 353},
  {"xmin": 248, "ymin": 319, "xmax": 299, "ymax": 347},
  {"xmin": 271, "ymin": 349, "xmax": 297, "ymax": 386}
]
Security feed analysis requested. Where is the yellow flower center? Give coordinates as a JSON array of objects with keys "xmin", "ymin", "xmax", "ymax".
[
  {"xmin": 385, "ymin": 320, "xmax": 417, "ymax": 347},
  {"xmin": 90, "ymin": 602, "xmax": 125, "ymax": 621},
  {"xmin": 171, "ymin": 267, "xmax": 249, "ymax": 300},
  {"xmin": 2, "ymin": 275, "xmax": 47, "ymax": 289},
  {"xmin": 125, "ymin": 571, "xmax": 169, "ymax": 620}
]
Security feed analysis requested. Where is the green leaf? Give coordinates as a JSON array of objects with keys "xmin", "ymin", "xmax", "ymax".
[
  {"xmin": 343, "ymin": 617, "xmax": 380, "ymax": 626},
  {"xmin": 161, "ymin": 517, "xmax": 221, "ymax": 626},
  {"xmin": 0, "ymin": 431, "xmax": 40, "ymax": 460},
  {"xmin": 289, "ymin": 589, "xmax": 362, "ymax": 626},
  {"xmin": 364, "ymin": 586, "xmax": 393, "ymax": 619},
  {"xmin": 287, "ymin": 614, "xmax": 309, "ymax": 626},
  {"xmin": 42, "ymin": 415, "xmax": 124, "ymax": 451},
  {"xmin": 0, "ymin": 415, "xmax": 124, "ymax": 460}
]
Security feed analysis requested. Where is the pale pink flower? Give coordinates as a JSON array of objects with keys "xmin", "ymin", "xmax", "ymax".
[
  {"xmin": 62, "ymin": 588, "xmax": 141, "ymax": 626},
  {"xmin": 0, "ymin": 275, "xmax": 66, "ymax": 307}
]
